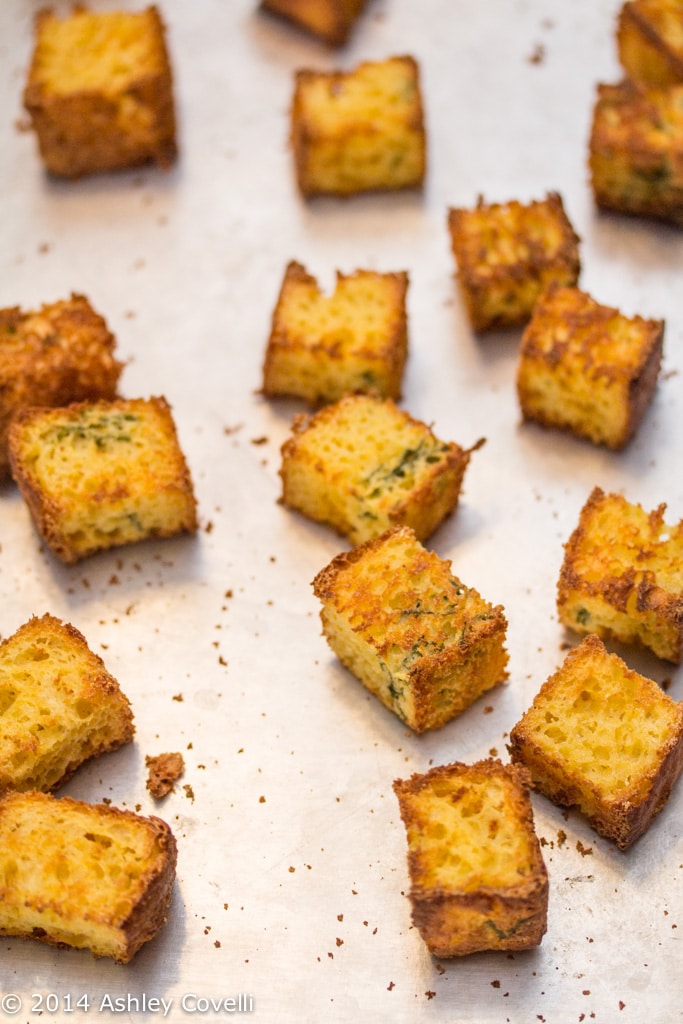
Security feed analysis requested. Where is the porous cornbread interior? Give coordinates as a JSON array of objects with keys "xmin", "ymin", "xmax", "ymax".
[
  {"xmin": 23, "ymin": 6, "xmax": 176, "ymax": 178},
  {"xmin": 8, "ymin": 396, "xmax": 198, "ymax": 564},
  {"xmin": 589, "ymin": 79, "xmax": 683, "ymax": 226},
  {"xmin": 617, "ymin": 0, "xmax": 683, "ymax": 86},
  {"xmin": 517, "ymin": 284, "xmax": 663, "ymax": 449},
  {"xmin": 0, "ymin": 614, "xmax": 134, "ymax": 795},
  {"xmin": 557, "ymin": 486, "xmax": 683, "ymax": 662},
  {"xmin": 0, "ymin": 294, "xmax": 122, "ymax": 479},
  {"xmin": 280, "ymin": 393, "xmax": 477, "ymax": 545},
  {"xmin": 262, "ymin": 260, "xmax": 408, "ymax": 403},
  {"xmin": 312, "ymin": 526, "xmax": 508, "ymax": 732},
  {"xmin": 291, "ymin": 55, "xmax": 426, "ymax": 196},
  {"xmin": 0, "ymin": 790, "xmax": 177, "ymax": 962},
  {"xmin": 393, "ymin": 760, "xmax": 548, "ymax": 957},
  {"xmin": 261, "ymin": 0, "xmax": 367, "ymax": 46},
  {"xmin": 509, "ymin": 634, "xmax": 683, "ymax": 849},
  {"xmin": 447, "ymin": 192, "xmax": 581, "ymax": 331}
]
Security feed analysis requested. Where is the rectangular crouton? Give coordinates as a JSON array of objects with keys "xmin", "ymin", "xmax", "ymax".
[
  {"xmin": 0, "ymin": 614, "xmax": 134, "ymax": 795},
  {"xmin": 557, "ymin": 487, "xmax": 683, "ymax": 663},
  {"xmin": 617, "ymin": 0, "xmax": 683, "ymax": 86},
  {"xmin": 0, "ymin": 790, "xmax": 177, "ymax": 962},
  {"xmin": 23, "ymin": 5, "xmax": 177, "ymax": 178},
  {"xmin": 393, "ymin": 759, "xmax": 548, "ymax": 956},
  {"xmin": 279, "ymin": 393, "xmax": 480, "ymax": 546},
  {"xmin": 447, "ymin": 192, "xmax": 581, "ymax": 332},
  {"xmin": 291, "ymin": 55, "xmax": 426, "ymax": 196},
  {"xmin": 517, "ymin": 283, "xmax": 663, "ymax": 449},
  {"xmin": 509, "ymin": 634, "xmax": 683, "ymax": 849},
  {"xmin": 262, "ymin": 260, "xmax": 409, "ymax": 404},
  {"xmin": 312, "ymin": 526, "xmax": 509, "ymax": 732},
  {"xmin": 260, "ymin": 0, "xmax": 368, "ymax": 46},
  {"xmin": 0, "ymin": 294, "xmax": 122, "ymax": 480},
  {"xmin": 8, "ymin": 396, "xmax": 198, "ymax": 564}
]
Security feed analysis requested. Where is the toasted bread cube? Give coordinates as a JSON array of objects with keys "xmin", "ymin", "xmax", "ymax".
[
  {"xmin": 557, "ymin": 487, "xmax": 683, "ymax": 663},
  {"xmin": 617, "ymin": 0, "xmax": 683, "ymax": 86},
  {"xmin": 589, "ymin": 79, "xmax": 683, "ymax": 226},
  {"xmin": 447, "ymin": 192, "xmax": 581, "ymax": 332},
  {"xmin": 0, "ymin": 294, "xmax": 123, "ymax": 480},
  {"xmin": 23, "ymin": 6, "xmax": 177, "ymax": 179},
  {"xmin": 517, "ymin": 284, "xmax": 663, "ymax": 449},
  {"xmin": 0, "ymin": 790, "xmax": 177, "ymax": 961},
  {"xmin": 291, "ymin": 55, "xmax": 426, "ymax": 197},
  {"xmin": 262, "ymin": 260, "xmax": 409, "ymax": 404},
  {"xmin": 260, "ymin": 0, "xmax": 367, "ymax": 46},
  {"xmin": 8, "ymin": 396, "xmax": 198, "ymax": 564},
  {"xmin": 280, "ymin": 394, "xmax": 479, "ymax": 546},
  {"xmin": 393, "ymin": 760, "xmax": 548, "ymax": 956},
  {"xmin": 312, "ymin": 526, "xmax": 508, "ymax": 732},
  {"xmin": 0, "ymin": 614, "xmax": 134, "ymax": 795},
  {"xmin": 509, "ymin": 634, "xmax": 683, "ymax": 849}
]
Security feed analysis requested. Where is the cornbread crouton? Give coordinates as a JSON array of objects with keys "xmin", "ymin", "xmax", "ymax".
[
  {"xmin": 23, "ymin": 5, "xmax": 177, "ymax": 179},
  {"xmin": 517, "ymin": 284, "xmax": 663, "ymax": 449},
  {"xmin": 262, "ymin": 260, "xmax": 409, "ymax": 404},
  {"xmin": 509, "ymin": 634, "xmax": 683, "ymax": 849},
  {"xmin": 312, "ymin": 526, "xmax": 508, "ymax": 732},
  {"xmin": 0, "ymin": 294, "xmax": 122, "ymax": 480},
  {"xmin": 589, "ymin": 79, "xmax": 683, "ymax": 226},
  {"xmin": 8, "ymin": 396, "xmax": 198, "ymax": 564},
  {"xmin": 0, "ymin": 614, "xmax": 133, "ymax": 796},
  {"xmin": 617, "ymin": 0, "xmax": 683, "ymax": 86},
  {"xmin": 557, "ymin": 487, "xmax": 683, "ymax": 663},
  {"xmin": 279, "ymin": 393, "xmax": 480, "ymax": 546},
  {"xmin": 0, "ymin": 790, "xmax": 177, "ymax": 962},
  {"xmin": 260, "ymin": 0, "xmax": 367, "ymax": 46},
  {"xmin": 447, "ymin": 192, "xmax": 581, "ymax": 332},
  {"xmin": 291, "ymin": 55, "xmax": 426, "ymax": 197},
  {"xmin": 393, "ymin": 760, "xmax": 548, "ymax": 956}
]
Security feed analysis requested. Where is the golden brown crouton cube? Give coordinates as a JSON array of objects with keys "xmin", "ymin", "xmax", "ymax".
[
  {"xmin": 262, "ymin": 260, "xmax": 408, "ymax": 404},
  {"xmin": 509, "ymin": 634, "xmax": 683, "ymax": 849},
  {"xmin": 617, "ymin": 0, "xmax": 683, "ymax": 86},
  {"xmin": 8, "ymin": 396, "xmax": 198, "ymax": 564},
  {"xmin": 0, "ymin": 614, "xmax": 134, "ymax": 796},
  {"xmin": 393, "ymin": 759, "xmax": 548, "ymax": 956},
  {"xmin": 260, "ymin": 0, "xmax": 367, "ymax": 46},
  {"xmin": 0, "ymin": 790, "xmax": 177, "ymax": 962},
  {"xmin": 557, "ymin": 487, "xmax": 683, "ymax": 663},
  {"xmin": 447, "ymin": 192, "xmax": 581, "ymax": 332},
  {"xmin": 279, "ymin": 393, "xmax": 481, "ymax": 546},
  {"xmin": 517, "ymin": 284, "xmax": 663, "ymax": 449},
  {"xmin": 312, "ymin": 526, "xmax": 509, "ymax": 732},
  {"xmin": 291, "ymin": 55, "xmax": 426, "ymax": 197},
  {"xmin": 0, "ymin": 294, "xmax": 123, "ymax": 480},
  {"xmin": 589, "ymin": 79, "xmax": 683, "ymax": 226},
  {"xmin": 23, "ymin": 6, "xmax": 177, "ymax": 179}
]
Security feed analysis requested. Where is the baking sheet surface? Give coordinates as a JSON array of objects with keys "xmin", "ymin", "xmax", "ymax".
[{"xmin": 1, "ymin": 1, "xmax": 683, "ymax": 1022}]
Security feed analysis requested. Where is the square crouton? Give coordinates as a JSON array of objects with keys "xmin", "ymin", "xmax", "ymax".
[
  {"xmin": 516, "ymin": 284, "xmax": 663, "ymax": 449},
  {"xmin": 509, "ymin": 634, "xmax": 683, "ymax": 849},
  {"xmin": 0, "ymin": 790, "xmax": 177, "ymax": 962},
  {"xmin": 393, "ymin": 759, "xmax": 548, "ymax": 956},
  {"xmin": 262, "ymin": 260, "xmax": 409, "ymax": 404},
  {"xmin": 617, "ymin": 0, "xmax": 683, "ymax": 86},
  {"xmin": 0, "ymin": 294, "xmax": 123, "ymax": 480},
  {"xmin": 312, "ymin": 526, "xmax": 509, "ymax": 732},
  {"xmin": 589, "ymin": 79, "xmax": 683, "ymax": 226},
  {"xmin": 0, "ymin": 614, "xmax": 134, "ymax": 796},
  {"xmin": 260, "ymin": 0, "xmax": 368, "ymax": 46},
  {"xmin": 8, "ymin": 396, "xmax": 198, "ymax": 564},
  {"xmin": 291, "ymin": 55, "xmax": 426, "ymax": 197},
  {"xmin": 557, "ymin": 487, "xmax": 683, "ymax": 663},
  {"xmin": 23, "ymin": 5, "xmax": 177, "ymax": 179},
  {"xmin": 447, "ymin": 192, "xmax": 581, "ymax": 332},
  {"xmin": 279, "ymin": 393, "xmax": 481, "ymax": 546}
]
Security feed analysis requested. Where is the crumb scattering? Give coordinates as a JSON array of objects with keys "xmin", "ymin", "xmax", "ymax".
[{"xmin": 145, "ymin": 751, "xmax": 185, "ymax": 798}]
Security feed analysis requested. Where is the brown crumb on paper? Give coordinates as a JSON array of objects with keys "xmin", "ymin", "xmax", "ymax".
[{"xmin": 145, "ymin": 751, "xmax": 185, "ymax": 798}]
